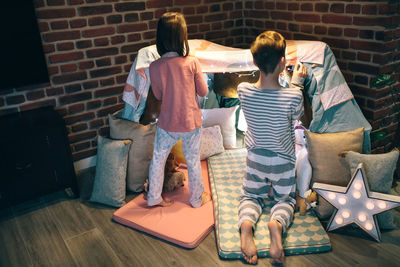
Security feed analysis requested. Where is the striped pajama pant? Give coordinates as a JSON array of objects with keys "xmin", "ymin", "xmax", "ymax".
[
  {"xmin": 147, "ymin": 126, "xmax": 204, "ymax": 208},
  {"xmin": 238, "ymin": 148, "xmax": 296, "ymax": 233}
]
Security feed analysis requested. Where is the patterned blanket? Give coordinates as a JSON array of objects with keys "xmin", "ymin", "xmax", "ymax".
[{"xmin": 207, "ymin": 149, "xmax": 331, "ymax": 259}]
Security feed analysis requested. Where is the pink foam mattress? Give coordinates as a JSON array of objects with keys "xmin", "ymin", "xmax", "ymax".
[{"xmin": 112, "ymin": 161, "xmax": 214, "ymax": 248}]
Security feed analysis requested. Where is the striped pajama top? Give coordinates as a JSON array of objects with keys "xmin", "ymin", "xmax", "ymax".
[{"xmin": 238, "ymin": 82, "xmax": 304, "ymax": 164}]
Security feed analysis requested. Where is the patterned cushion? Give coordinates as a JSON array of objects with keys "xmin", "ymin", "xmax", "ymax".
[
  {"xmin": 90, "ymin": 136, "xmax": 131, "ymax": 207},
  {"xmin": 208, "ymin": 149, "xmax": 331, "ymax": 259}
]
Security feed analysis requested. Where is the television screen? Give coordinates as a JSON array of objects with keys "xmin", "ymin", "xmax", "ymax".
[{"xmin": 0, "ymin": 1, "xmax": 49, "ymax": 90}]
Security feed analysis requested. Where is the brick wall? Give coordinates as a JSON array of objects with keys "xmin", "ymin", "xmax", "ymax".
[
  {"xmin": 0, "ymin": 0, "xmax": 398, "ymax": 161},
  {"xmin": 0, "ymin": 0, "xmax": 244, "ymax": 161},
  {"xmin": 242, "ymin": 0, "xmax": 400, "ymax": 153}
]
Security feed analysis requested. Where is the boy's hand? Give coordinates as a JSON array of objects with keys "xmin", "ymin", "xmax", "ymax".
[{"xmin": 292, "ymin": 63, "xmax": 307, "ymax": 79}]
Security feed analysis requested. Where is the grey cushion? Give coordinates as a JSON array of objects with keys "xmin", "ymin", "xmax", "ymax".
[
  {"xmin": 346, "ymin": 149, "xmax": 399, "ymax": 229},
  {"xmin": 90, "ymin": 136, "xmax": 131, "ymax": 207},
  {"xmin": 109, "ymin": 112, "xmax": 156, "ymax": 192}
]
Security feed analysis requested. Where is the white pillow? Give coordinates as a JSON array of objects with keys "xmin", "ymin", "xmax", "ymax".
[
  {"xmin": 200, "ymin": 125, "xmax": 225, "ymax": 160},
  {"xmin": 202, "ymin": 106, "xmax": 238, "ymax": 148}
]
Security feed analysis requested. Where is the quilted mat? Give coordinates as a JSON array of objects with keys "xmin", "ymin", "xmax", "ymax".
[{"xmin": 207, "ymin": 149, "xmax": 331, "ymax": 259}]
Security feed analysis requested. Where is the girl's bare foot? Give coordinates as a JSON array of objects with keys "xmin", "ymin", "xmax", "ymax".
[
  {"xmin": 268, "ymin": 220, "xmax": 284, "ymax": 263},
  {"xmin": 201, "ymin": 192, "xmax": 211, "ymax": 205},
  {"xmin": 240, "ymin": 221, "xmax": 258, "ymax": 264},
  {"xmin": 154, "ymin": 198, "xmax": 174, "ymax": 207}
]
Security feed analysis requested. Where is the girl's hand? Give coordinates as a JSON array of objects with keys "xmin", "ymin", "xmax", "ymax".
[{"xmin": 292, "ymin": 63, "xmax": 307, "ymax": 79}]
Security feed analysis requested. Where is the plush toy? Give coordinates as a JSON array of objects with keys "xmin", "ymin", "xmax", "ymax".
[
  {"xmin": 294, "ymin": 122, "xmax": 312, "ymax": 199},
  {"xmin": 142, "ymin": 153, "xmax": 186, "ymax": 193},
  {"xmin": 295, "ymin": 190, "xmax": 317, "ymax": 215}
]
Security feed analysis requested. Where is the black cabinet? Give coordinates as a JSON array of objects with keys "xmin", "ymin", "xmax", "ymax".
[{"xmin": 0, "ymin": 106, "xmax": 79, "ymax": 208}]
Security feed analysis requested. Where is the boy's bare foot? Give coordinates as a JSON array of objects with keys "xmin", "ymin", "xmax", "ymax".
[
  {"xmin": 201, "ymin": 192, "xmax": 211, "ymax": 205},
  {"xmin": 240, "ymin": 221, "xmax": 258, "ymax": 264},
  {"xmin": 268, "ymin": 220, "xmax": 284, "ymax": 263}
]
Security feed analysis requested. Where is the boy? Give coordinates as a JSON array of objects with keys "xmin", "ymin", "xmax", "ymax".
[{"xmin": 237, "ymin": 31, "xmax": 307, "ymax": 264}]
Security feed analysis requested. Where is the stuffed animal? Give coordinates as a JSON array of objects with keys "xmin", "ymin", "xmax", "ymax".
[
  {"xmin": 142, "ymin": 153, "xmax": 186, "ymax": 193},
  {"xmin": 295, "ymin": 190, "xmax": 317, "ymax": 215},
  {"xmin": 294, "ymin": 122, "xmax": 312, "ymax": 199}
]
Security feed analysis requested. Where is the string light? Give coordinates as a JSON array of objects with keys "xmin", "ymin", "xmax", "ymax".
[
  {"xmin": 353, "ymin": 190, "xmax": 361, "ymax": 199},
  {"xmin": 338, "ymin": 197, "xmax": 347, "ymax": 205}
]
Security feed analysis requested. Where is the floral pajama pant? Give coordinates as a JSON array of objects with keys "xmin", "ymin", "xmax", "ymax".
[{"xmin": 147, "ymin": 126, "xmax": 204, "ymax": 208}]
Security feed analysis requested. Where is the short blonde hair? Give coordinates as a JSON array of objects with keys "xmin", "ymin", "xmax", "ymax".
[
  {"xmin": 250, "ymin": 31, "xmax": 286, "ymax": 74},
  {"xmin": 156, "ymin": 12, "xmax": 189, "ymax": 57}
]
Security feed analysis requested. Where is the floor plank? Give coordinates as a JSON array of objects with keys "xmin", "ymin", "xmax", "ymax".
[
  {"xmin": 12, "ymin": 199, "xmax": 76, "ymax": 266},
  {"xmin": 65, "ymin": 228, "xmax": 124, "ymax": 267}
]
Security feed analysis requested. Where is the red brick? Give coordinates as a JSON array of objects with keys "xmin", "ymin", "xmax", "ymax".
[
  {"xmin": 107, "ymin": 15, "xmax": 122, "ymax": 24},
  {"xmin": 294, "ymin": 13, "xmax": 319, "ymax": 23},
  {"xmin": 67, "ymin": 0, "xmax": 83, "ymax": 5},
  {"xmin": 74, "ymin": 141, "xmax": 91, "ymax": 152},
  {"xmin": 362, "ymin": 4, "xmax": 378, "ymax": 15},
  {"xmin": 350, "ymin": 40, "xmax": 392, "ymax": 53},
  {"xmin": 315, "ymin": 3, "xmax": 329, "ymax": 12},
  {"xmin": 277, "ymin": 22, "xmax": 287, "ymax": 31},
  {"xmin": 76, "ymin": 40, "xmax": 92, "ymax": 49},
  {"xmin": 328, "ymin": 27, "xmax": 343, "ymax": 36},
  {"xmin": 89, "ymin": 118, "xmax": 104, "ymax": 128},
  {"xmin": 206, "ymin": 30, "xmax": 229, "ymax": 40},
  {"xmin": 357, "ymin": 52, "xmax": 371, "ymax": 62},
  {"xmin": 68, "ymin": 130, "xmax": 97, "ymax": 143},
  {"xmin": 34, "ymin": 0, "xmax": 45, "ymax": 8},
  {"xmin": 205, "ymin": 13, "xmax": 228, "ymax": 22},
  {"xmin": 111, "ymin": 35, "xmax": 126, "ymax": 44},
  {"xmin": 223, "ymin": 2, "xmax": 234, "ymax": 11},
  {"xmin": 90, "ymin": 66, "xmax": 122, "ymax": 78},
  {"xmin": 289, "ymin": 24, "xmax": 300, "ymax": 32},
  {"xmin": 96, "ymin": 104, "xmax": 124, "ymax": 118},
  {"xmin": 118, "ymin": 23, "xmax": 147, "ymax": 33},
  {"xmin": 88, "ymin": 16, "xmax": 105, "ymax": 26},
  {"xmin": 20, "ymin": 99, "xmax": 56, "ymax": 112},
  {"xmin": 94, "ymin": 38, "xmax": 109, "ymax": 47},
  {"xmin": 322, "ymin": 14, "xmax": 352, "ymax": 25},
  {"xmin": 116, "ymin": 74, "xmax": 128, "ymax": 84},
  {"xmin": 147, "ymin": 0, "xmax": 173, "ymax": 9},
  {"xmin": 36, "ymin": 8, "xmax": 75, "ymax": 19},
  {"xmin": 96, "ymin": 58, "xmax": 112, "ymax": 67},
  {"xmin": 331, "ymin": 3, "xmax": 345, "ymax": 13},
  {"xmin": 47, "ymin": 66, "xmax": 59, "ymax": 76},
  {"xmin": 100, "ymin": 78, "xmax": 115, "ymax": 87},
  {"xmin": 197, "ymin": 6, "xmax": 208, "ymax": 14},
  {"xmin": 38, "ymin": 22, "xmax": 50, "ymax": 33},
  {"xmin": 115, "ymin": 2, "xmax": 145, "ymax": 11},
  {"xmin": 47, "ymin": 0, "xmax": 65, "ymax": 6},
  {"xmin": 69, "ymin": 19, "xmax": 87, "ymax": 28},
  {"xmin": 46, "ymin": 87, "xmax": 64, "ymax": 96},
  {"xmin": 69, "ymin": 103, "xmax": 85, "ymax": 114},
  {"xmin": 59, "ymin": 92, "xmax": 92, "ymax": 105},
  {"xmin": 288, "ymin": 3, "xmax": 299, "ymax": 11},
  {"xmin": 321, "ymin": 38, "xmax": 349, "ymax": 49},
  {"xmin": 65, "ymin": 83, "xmax": 81, "ymax": 93},
  {"xmin": 43, "ymin": 44, "xmax": 55, "ymax": 53},
  {"xmin": 27, "ymin": 90, "xmax": 45, "ymax": 101},
  {"xmin": 52, "ymin": 72, "xmax": 87, "ymax": 84},
  {"xmin": 86, "ymin": 100, "xmax": 102, "ymax": 110},
  {"xmin": 61, "ymin": 63, "xmax": 78, "ymax": 73},
  {"xmin": 82, "ymin": 27, "xmax": 115, "ymax": 38},
  {"xmin": 49, "ymin": 52, "xmax": 84, "ymax": 63},
  {"xmin": 51, "ymin": 20, "xmax": 68, "ymax": 30},
  {"xmin": 79, "ymin": 5, "xmax": 112, "ymax": 16},
  {"xmin": 301, "ymin": 24, "xmax": 313, "ymax": 34},
  {"xmin": 301, "ymin": 3, "xmax": 313, "ymax": 12},
  {"xmin": 103, "ymin": 96, "xmax": 118, "ymax": 106},
  {"xmin": 353, "ymin": 16, "xmax": 381, "ymax": 27},
  {"xmin": 342, "ymin": 51, "xmax": 356, "ymax": 60},
  {"xmin": 272, "ymin": 11, "xmax": 294, "ymax": 21},
  {"xmin": 121, "ymin": 43, "xmax": 149, "ymax": 53},
  {"xmin": 57, "ymin": 42, "xmax": 74, "ymax": 51},
  {"xmin": 247, "ymin": 10, "xmax": 268, "ymax": 19},
  {"xmin": 344, "ymin": 28, "xmax": 359, "ymax": 37},
  {"xmin": 346, "ymin": 4, "xmax": 361, "ymax": 14},
  {"xmin": 144, "ymin": 31, "xmax": 156, "ymax": 40},
  {"xmin": 86, "ymin": 47, "xmax": 118, "ymax": 58},
  {"xmin": 44, "ymin": 30, "xmax": 81, "ymax": 42},
  {"xmin": 276, "ymin": 2, "xmax": 287, "ymax": 10},
  {"xmin": 79, "ymin": 61, "xmax": 95, "ymax": 70},
  {"xmin": 348, "ymin": 62, "xmax": 379, "ymax": 75},
  {"xmin": 373, "ymin": 53, "xmax": 394, "ymax": 64},
  {"xmin": 140, "ymin": 11, "xmax": 154, "ymax": 20},
  {"xmin": 354, "ymin": 75, "xmax": 369, "ymax": 85}
]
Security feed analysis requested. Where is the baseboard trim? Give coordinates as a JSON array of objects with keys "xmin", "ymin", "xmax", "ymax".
[{"xmin": 74, "ymin": 155, "xmax": 97, "ymax": 171}]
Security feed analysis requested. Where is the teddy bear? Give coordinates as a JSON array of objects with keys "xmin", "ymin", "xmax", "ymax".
[
  {"xmin": 295, "ymin": 189, "xmax": 317, "ymax": 215},
  {"xmin": 142, "ymin": 153, "xmax": 186, "ymax": 193}
]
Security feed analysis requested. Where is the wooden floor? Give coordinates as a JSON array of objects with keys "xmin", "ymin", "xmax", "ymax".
[{"xmin": 1, "ymin": 183, "xmax": 400, "ymax": 267}]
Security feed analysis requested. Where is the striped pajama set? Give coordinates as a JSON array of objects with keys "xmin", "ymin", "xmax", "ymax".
[{"xmin": 237, "ymin": 81, "xmax": 304, "ymax": 233}]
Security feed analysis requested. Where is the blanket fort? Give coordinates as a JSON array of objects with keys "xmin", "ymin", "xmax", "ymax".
[{"xmin": 121, "ymin": 39, "xmax": 371, "ymax": 153}]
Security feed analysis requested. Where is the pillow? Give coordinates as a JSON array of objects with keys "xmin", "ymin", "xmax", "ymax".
[
  {"xmin": 90, "ymin": 136, "xmax": 131, "ymax": 207},
  {"xmin": 171, "ymin": 125, "xmax": 225, "ymax": 164},
  {"xmin": 305, "ymin": 127, "xmax": 364, "ymax": 219},
  {"xmin": 202, "ymin": 106, "xmax": 238, "ymax": 148},
  {"xmin": 109, "ymin": 112, "xmax": 156, "ymax": 192},
  {"xmin": 346, "ymin": 149, "xmax": 399, "ymax": 229}
]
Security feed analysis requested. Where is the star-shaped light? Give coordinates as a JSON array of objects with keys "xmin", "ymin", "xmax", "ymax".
[{"xmin": 312, "ymin": 163, "xmax": 400, "ymax": 242}]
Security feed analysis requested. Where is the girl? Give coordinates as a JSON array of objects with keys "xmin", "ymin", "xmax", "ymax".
[{"xmin": 147, "ymin": 12, "xmax": 211, "ymax": 208}]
